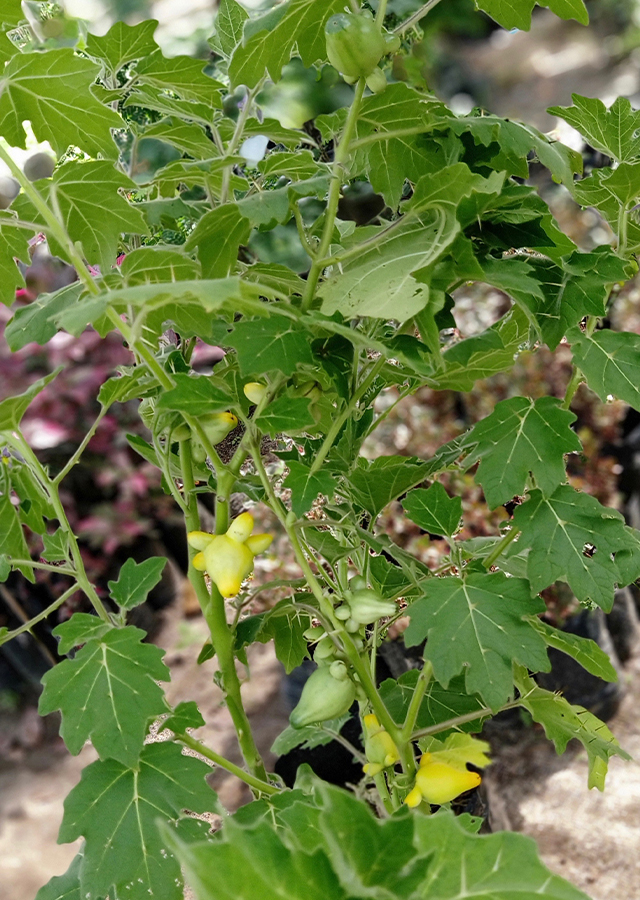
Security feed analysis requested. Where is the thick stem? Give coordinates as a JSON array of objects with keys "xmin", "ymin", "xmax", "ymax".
[
  {"xmin": 174, "ymin": 732, "xmax": 278, "ymax": 796},
  {"xmin": 483, "ymin": 526, "xmax": 520, "ymax": 570},
  {"xmin": 400, "ymin": 662, "xmax": 432, "ymax": 742},
  {"xmin": 179, "ymin": 440, "xmax": 267, "ymax": 781},
  {"xmin": 301, "ymin": 78, "xmax": 366, "ymax": 312}
]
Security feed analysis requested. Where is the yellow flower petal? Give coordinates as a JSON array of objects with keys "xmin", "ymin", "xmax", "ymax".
[
  {"xmin": 187, "ymin": 531, "xmax": 215, "ymax": 551},
  {"xmin": 404, "ymin": 785, "xmax": 423, "ymax": 808},
  {"xmin": 192, "ymin": 551, "xmax": 207, "ymax": 571},
  {"xmin": 414, "ymin": 761, "xmax": 481, "ymax": 805},
  {"xmin": 245, "ymin": 533, "xmax": 273, "ymax": 554},
  {"xmin": 226, "ymin": 512, "xmax": 254, "ymax": 544}
]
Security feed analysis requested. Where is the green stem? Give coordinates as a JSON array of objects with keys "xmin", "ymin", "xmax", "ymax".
[
  {"xmin": 179, "ymin": 440, "xmax": 267, "ymax": 782},
  {"xmin": 394, "ymin": 0, "xmax": 445, "ymax": 34},
  {"xmin": 174, "ymin": 732, "xmax": 278, "ymax": 796},
  {"xmin": 249, "ymin": 438, "xmax": 410, "ymax": 772},
  {"xmin": 0, "ymin": 582, "xmax": 79, "ymax": 647},
  {"xmin": 410, "ymin": 702, "xmax": 519, "ymax": 741},
  {"xmin": 301, "ymin": 78, "xmax": 366, "ymax": 312},
  {"xmin": 308, "ymin": 355, "xmax": 385, "ymax": 476},
  {"xmin": 53, "ymin": 406, "xmax": 109, "ymax": 486},
  {"xmin": 400, "ymin": 661, "xmax": 432, "ymax": 741},
  {"xmin": 9, "ymin": 434, "xmax": 111, "ymax": 623},
  {"xmin": 375, "ymin": 0, "xmax": 389, "ymax": 24},
  {"xmin": 562, "ymin": 315, "xmax": 597, "ymax": 411},
  {"xmin": 293, "ymin": 203, "xmax": 317, "ymax": 260},
  {"xmin": 5, "ymin": 559, "xmax": 76, "ymax": 576},
  {"xmin": 483, "ymin": 526, "xmax": 520, "ymax": 570}
]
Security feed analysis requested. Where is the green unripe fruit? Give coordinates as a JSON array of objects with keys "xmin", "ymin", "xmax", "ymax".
[
  {"xmin": 313, "ymin": 636, "xmax": 336, "ymax": 661},
  {"xmin": 365, "ymin": 67, "xmax": 388, "ymax": 94},
  {"xmin": 325, "ymin": 11, "xmax": 387, "ymax": 81},
  {"xmin": 23, "ymin": 152, "xmax": 56, "ymax": 181},
  {"xmin": 345, "ymin": 617, "xmax": 361, "ymax": 633},
  {"xmin": 334, "ymin": 605, "xmax": 351, "ymax": 621},
  {"xmin": 329, "ymin": 660, "xmax": 349, "ymax": 681},
  {"xmin": 349, "ymin": 575, "xmax": 367, "ymax": 591},
  {"xmin": 0, "ymin": 175, "xmax": 20, "ymax": 209},
  {"xmin": 172, "ymin": 423, "xmax": 192, "ymax": 441},
  {"xmin": 290, "ymin": 665, "xmax": 356, "ymax": 728},
  {"xmin": 348, "ymin": 588, "xmax": 397, "ymax": 625},
  {"xmin": 303, "ymin": 625, "xmax": 325, "ymax": 642}
]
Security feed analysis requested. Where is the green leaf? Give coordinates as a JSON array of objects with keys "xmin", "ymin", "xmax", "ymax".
[
  {"xmin": 402, "ymin": 483, "xmax": 462, "ymax": 538},
  {"xmin": 15, "ymin": 161, "xmax": 147, "ymax": 270},
  {"xmin": 528, "ymin": 617, "xmax": 618, "ymax": 682},
  {"xmin": 255, "ymin": 396, "xmax": 315, "ymax": 436},
  {"xmin": 258, "ymin": 150, "xmax": 324, "ymax": 180},
  {"xmin": 379, "ymin": 670, "xmax": 489, "ymax": 737},
  {"xmin": 5, "ymin": 283, "xmax": 84, "ymax": 349},
  {"xmin": 435, "ymin": 306, "xmax": 532, "ymax": 391},
  {"xmin": 0, "ymin": 50, "xmax": 121, "ymax": 158},
  {"xmin": 320, "ymin": 165, "xmax": 503, "ymax": 321},
  {"xmin": 405, "ymin": 572, "xmax": 548, "ymax": 709},
  {"xmin": 211, "ymin": 0, "xmax": 249, "ymax": 58},
  {"xmin": 348, "ymin": 456, "xmax": 431, "ymax": 519},
  {"xmin": 571, "ymin": 164, "xmax": 640, "ymax": 251},
  {"xmin": 0, "ymin": 486, "xmax": 31, "ymax": 580},
  {"xmin": 165, "ymin": 700, "xmax": 206, "ymax": 733},
  {"xmin": 98, "ymin": 367, "xmax": 157, "ymax": 408},
  {"xmin": 0, "ymin": 556, "xmax": 11, "ymax": 582},
  {"xmin": 229, "ymin": 0, "xmax": 344, "ymax": 88},
  {"xmin": 59, "ymin": 742, "xmax": 217, "ymax": 900},
  {"xmin": 134, "ymin": 50, "xmax": 223, "ymax": 106},
  {"xmin": 514, "ymin": 666, "xmax": 629, "ymax": 791},
  {"xmin": 261, "ymin": 601, "xmax": 311, "ymax": 674},
  {"xmin": 42, "ymin": 528, "xmax": 69, "ymax": 562},
  {"xmin": 548, "ymin": 94, "xmax": 640, "ymax": 163},
  {"xmin": 0, "ymin": 216, "xmax": 29, "ymax": 306},
  {"xmin": 34, "ymin": 851, "xmax": 83, "ymax": 900},
  {"xmin": 0, "ymin": 1, "xmax": 24, "ymax": 27},
  {"xmin": 271, "ymin": 714, "xmax": 351, "ymax": 756},
  {"xmin": 512, "ymin": 484, "xmax": 640, "ymax": 611},
  {"xmin": 120, "ymin": 247, "xmax": 201, "ymax": 285},
  {"xmin": 54, "ymin": 613, "xmax": 113, "ymax": 655},
  {"xmin": 142, "ymin": 117, "xmax": 217, "ymax": 159},
  {"xmin": 227, "ymin": 317, "xmax": 314, "ymax": 377},
  {"xmin": 162, "ymin": 810, "xmax": 350, "ymax": 900},
  {"xmin": 284, "ymin": 461, "xmax": 335, "ymax": 517},
  {"xmin": 39, "ymin": 625, "xmax": 169, "ymax": 766},
  {"xmin": 476, "ymin": 0, "xmax": 588, "ymax": 32},
  {"xmin": 448, "ymin": 112, "xmax": 582, "ymax": 187},
  {"xmin": 185, "ymin": 203, "xmax": 251, "ymax": 278},
  {"xmin": 85, "ymin": 19, "xmax": 159, "ymax": 75},
  {"xmin": 156, "ymin": 374, "xmax": 234, "ymax": 416},
  {"xmin": 459, "ymin": 396, "xmax": 581, "ymax": 509},
  {"xmin": 570, "ymin": 329, "xmax": 640, "ymax": 411},
  {"xmin": 0, "ymin": 368, "xmax": 61, "ymax": 430},
  {"xmin": 108, "ymin": 557, "xmax": 167, "ymax": 611}
]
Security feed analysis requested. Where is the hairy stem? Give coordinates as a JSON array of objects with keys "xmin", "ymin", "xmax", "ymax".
[
  {"xmin": 301, "ymin": 78, "xmax": 366, "ymax": 312},
  {"xmin": 174, "ymin": 732, "xmax": 278, "ymax": 795},
  {"xmin": 179, "ymin": 440, "xmax": 267, "ymax": 781}
]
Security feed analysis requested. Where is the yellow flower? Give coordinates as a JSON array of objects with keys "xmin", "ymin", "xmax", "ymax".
[
  {"xmin": 404, "ymin": 752, "xmax": 481, "ymax": 808},
  {"xmin": 187, "ymin": 512, "xmax": 273, "ymax": 597},
  {"xmin": 243, "ymin": 383, "xmax": 267, "ymax": 404},
  {"xmin": 362, "ymin": 713, "xmax": 400, "ymax": 776}
]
